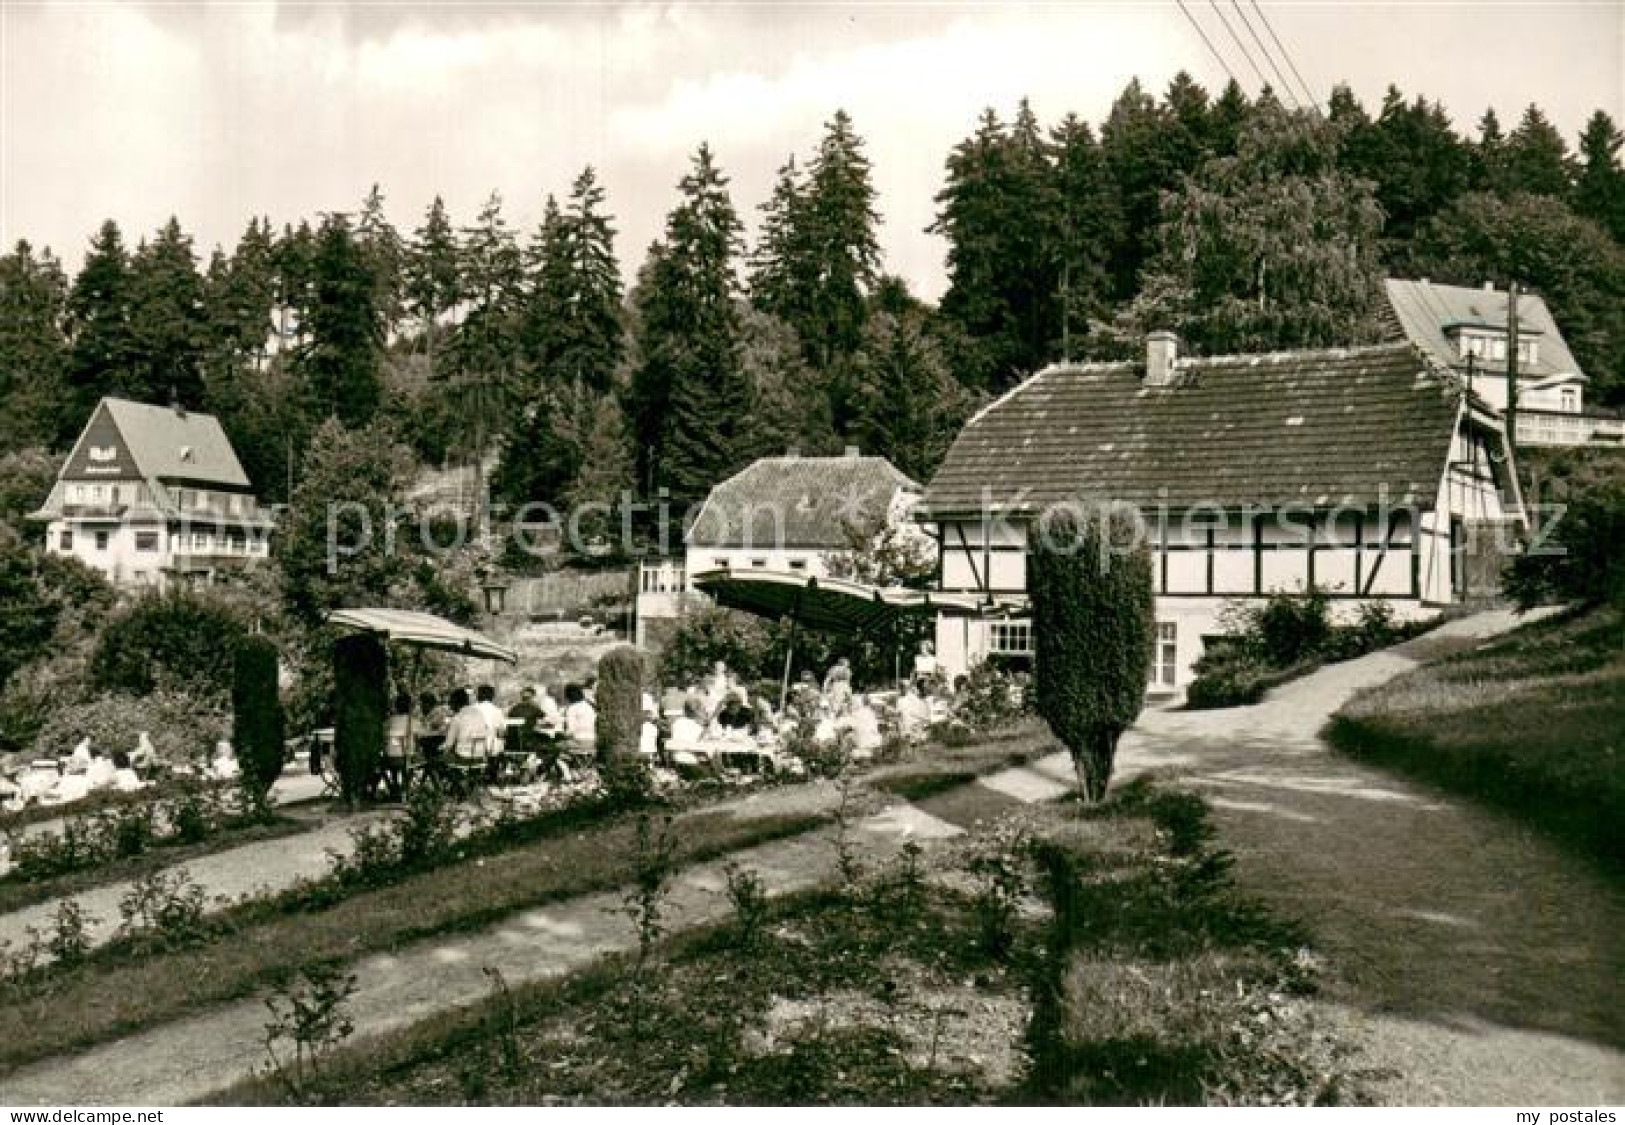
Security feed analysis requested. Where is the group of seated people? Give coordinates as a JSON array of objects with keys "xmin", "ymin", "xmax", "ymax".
[{"xmin": 0, "ymin": 728, "xmax": 219, "ymax": 809}]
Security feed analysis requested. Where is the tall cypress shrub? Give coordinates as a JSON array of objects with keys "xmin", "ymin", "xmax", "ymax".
[
  {"xmin": 333, "ymin": 632, "xmax": 387, "ymax": 804},
  {"xmin": 1029, "ymin": 505, "xmax": 1155, "ymax": 801},
  {"xmin": 595, "ymin": 645, "xmax": 644, "ymax": 760},
  {"xmin": 232, "ymin": 634, "xmax": 285, "ymax": 797}
]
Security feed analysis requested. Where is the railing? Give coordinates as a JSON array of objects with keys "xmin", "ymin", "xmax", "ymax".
[{"xmin": 1515, "ymin": 409, "xmax": 1624, "ymax": 448}]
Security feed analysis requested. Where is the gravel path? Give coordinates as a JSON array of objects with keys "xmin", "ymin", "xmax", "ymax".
[{"xmin": 966, "ymin": 607, "xmax": 1624, "ymax": 1105}]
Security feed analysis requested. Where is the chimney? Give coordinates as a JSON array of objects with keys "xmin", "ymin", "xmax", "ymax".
[
  {"xmin": 1144, "ymin": 331, "xmax": 1179, "ymax": 387},
  {"xmin": 843, "ymin": 444, "xmax": 861, "ymax": 458},
  {"xmin": 785, "ymin": 444, "xmax": 801, "ymax": 458},
  {"xmin": 1483, "ymin": 280, "xmax": 1496, "ymax": 291}
]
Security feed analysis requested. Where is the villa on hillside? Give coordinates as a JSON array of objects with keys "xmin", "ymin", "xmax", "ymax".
[
  {"xmin": 634, "ymin": 448, "xmax": 924, "ymax": 650},
  {"xmin": 1383, "ymin": 277, "xmax": 1622, "ymax": 448},
  {"xmin": 31, "ymin": 397, "xmax": 273, "ymax": 590},
  {"xmin": 915, "ymin": 333, "xmax": 1527, "ymax": 690}
]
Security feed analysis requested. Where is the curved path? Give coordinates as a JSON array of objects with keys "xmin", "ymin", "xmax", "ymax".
[{"xmin": 964, "ymin": 608, "xmax": 1624, "ymax": 1105}]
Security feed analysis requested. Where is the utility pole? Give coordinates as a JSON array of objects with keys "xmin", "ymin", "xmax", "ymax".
[{"xmin": 1505, "ymin": 281, "xmax": 1520, "ymax": 449}]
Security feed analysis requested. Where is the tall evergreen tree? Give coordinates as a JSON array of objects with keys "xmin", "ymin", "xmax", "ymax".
[
  {"xmin": 522, "ymin": 168, "xmax": 624, "ymax": 393},
  {"xmin": 208, "ymin": 217, "xmax": 278, "ymax": 374},
  {"xmin": 1472, "ymin": 107, "xmax": 1515, "ymax": 196},
  {"xmin": 274, "ymin": 220, "xmax": 318, "ymax": 352},
  {"xmin": 404, "ymin": 195, "xmax": 460, "ymax": 370},
  {"xmin": 628, "ymin": 144, "xmax": 747, "ymax": 505},
  {"xmin": 448, "ymin": 191, "xmax": 525, "ymax": 505},
  {"xmin": 1573, "ymin": 110, "xmax": 1625, "ymax": 242},
  {"xmin": 126, "ymin": 217, "xmax": 207, "ymax": 407},
  {"xmin": 749, "ymin": 156, "xmax": 817, "ymax": 340},
  {"xmin": 932, "ymin": 100, "xmax": 1063, "ymax": 387},
  {"xmin": 1050, "ymin": 113, "xmax": 1118, "ymax": 361},
  {"xmin": 298, "ymin": 213, "xmax": 383, "ymax": 427},
  {"xmin": 1099, "ymin": 79, "xmax": 1176, "ymax": 299},
  {"xmin": 1361, "ymin": 89, "xmax": 1471, "ymax": 246},
  {"xmin": 1504, "ymin": 104, "xmax": 1575, "ymax": 198},
  {"xmin": 1208, "ymin": 78, "xmax": 1252, "ymax": 158},
  {"xmin": 0, "ymin": 241, "xmax": 70, "ymax": 450},
  {"xmin": 802, "ymin": 109, "xmax": 884, "ymax": 366},
  {"xmin": 63, "ymin": 220, "xmax": 133, "ymax": 436},
  {"xmin": 356, "ymin": 184, "xmax": 405, "ymax": 336}
]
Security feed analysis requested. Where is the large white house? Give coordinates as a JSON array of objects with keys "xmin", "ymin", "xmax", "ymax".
[
  {"xmin": 31, "ymin": 397, "xmax": 273, "ymax": 589},
  {"xmin": 915, "ymin": 334, "xmax": 1526, "ymax": 690},
  {"xmin": 1384, "ymin": 277, "xmax": 1622, "ymax": 448},
  {"xmin": 635, "ymin": 449, "xmax": 923, "ymax": 649}
]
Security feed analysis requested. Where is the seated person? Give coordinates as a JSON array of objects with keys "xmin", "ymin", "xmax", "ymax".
[
  {"xmin": 210, "ymin": 741, "xmax": 240, "ymax": 780},
  {"xmin": 131, "ymin": 732, "xmax": 157, "ymax": 772},
  {"xmin": 84, "ymin": 748, "xmax": 117, "ymax": 790},
  {"xmin": 443, "ymin": 688, "xmax": 494, "ymax": 762},
  {"xmin": 639, "ymin": 719, "xmax": 660, "ymax": 759},
  {"xmin": 562, "ymin": 684, "xmax": 596, "ymax": 747},
  {"xmin": 383, "ymin": 693, "xmax": 413, "ymax": 799},
  {"xmin": 418, "ymin": 692, "xmax": 451, "ymax": 735},
  {"xmin": 913, "ymin": 640, "xmax": 941, "ymax": 681},
  {"xmin": 714, "ymin": 692, "xmax": 755, "ymax": 735},
  {"xmin": 507, "ymin": 686, "xmax": 546, "ymax": 731},
  {"xmin": 66, "ymin": 738, "xmax": 93, "ymax": 774},
  {"xmin": 667, "ymin": 701, "xmax": 705, "ymax": 751},
  {"xmin": 660, "ymin": 685, "xmax": 687, "ymax": 719},
  {"xmin": 838, "ymin": 694, "xmax": 884, "ymax": 759},
  {"xmin": 897, "ymin": 678, "xmax": 933, "ymax": 742},
  {"xmin": 822, "ymin": 659, "xmax": 854, "ymax": 716},
  {"xmin": 475, "ymin": 684, "xmax": 506, "ymax": 746}
]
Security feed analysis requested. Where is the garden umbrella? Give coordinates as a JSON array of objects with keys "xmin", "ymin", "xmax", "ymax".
[{"xmin": 326, "ymin": 607, "xmax": 519, "ymax": 663}]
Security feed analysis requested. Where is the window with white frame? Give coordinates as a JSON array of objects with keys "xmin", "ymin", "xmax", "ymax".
[
  {"xmin": 989, "ymin": 621, "xmax": 1034, "ymax": 655},
  {"xmin": 58, "ymin": 529, "xmax": 72, "ymax": 550},
  {"xmin": 1560, "ymin": 387, "xmax": 1578, "ymax": 413},
  {"xmin": 135, "ymin": 531, "xmax": 159, "ymax": 552},
  {"xmin": 788, "ymin": 559, "xmax": 808, "ymax": 571},
  {"xmin": 1154, "ymin": 621, "xmax": 1178, "ymax": 687},
  {"xmin": 94, "ymin": 531, "xmax": 109, "ymax": 551}
]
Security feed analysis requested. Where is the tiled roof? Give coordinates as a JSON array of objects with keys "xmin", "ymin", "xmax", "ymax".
[
  {"xmin": 103, "ymin": 398, "xmax": 252, "ymax": 487},
  {"xmin": 687, "ymin": 455, "xmax": 921, "ymax": 549},
  {"xmin": 1383, "ymin": 278, "xmax": 1585, "ymax": 381},
  {"xmin": 918, "ymin": 342, "xmax": 1463, "ymax": 517}
]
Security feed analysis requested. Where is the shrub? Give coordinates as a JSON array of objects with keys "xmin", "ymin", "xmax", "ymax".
[
  {"xmin": 332, "ymin": 633, "xmax": 387, "ymax": 805},
  {"xmin": 1506, "ymin": 480, "xmax": 1625, "ymax": 609},
  {"xmin": 89, "ymin": 587, "xmax": 249, "ymax": 699},
  {"xmin": 261, "ymin": 963, "xmax": 359, "ymax": 1100},
  {"xmin": 595, "ymin": 645, "xmax": 644, "ymax": 760},
  {"xmin": 1253, "ymin": 586, "xmax": 1332, "ymax": 667},
  {"xmin": 32, "ymin": 689, "xmax": 227, "ymax": 768},
  {"xmin": 599, "ymin": 753, "xmax": 656, "ymax": 811},
  {"xmin": 952, "ymin": 662, "xmax": 1031, "ymax": 733},
  {"xmin": 117, "ymin": 868, "xmax": 209, "ymax": 949},
  {"xmin": 233, "ymin": 634, "xmax": 286, "ymax": 798},
  {"xmin": 47, "ymin": 900, "xmax": 96, "ymax": 967},
  {"xmin": 1029, "ymin": 507, "xmax": 1155, "ymax": 801},
  {"xmin": 658, "ymin": 606, "xmax": 775, "ymax": 687}
]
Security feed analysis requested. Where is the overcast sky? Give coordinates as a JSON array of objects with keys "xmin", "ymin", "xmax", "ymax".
[{"xmin": 1, "ymin": 1, "xmax": 1620, "ymax": 301}]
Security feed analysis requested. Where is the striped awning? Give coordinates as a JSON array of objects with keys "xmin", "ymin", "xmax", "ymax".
[{"xmin": 326, "ymin": 607, "xmax": 518, "ymax": 663}]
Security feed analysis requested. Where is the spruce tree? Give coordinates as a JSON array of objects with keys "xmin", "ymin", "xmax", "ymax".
[
  {"xmin": 1050, "ymin": 114, "xmax": 1117, "ymax": 361},
  {"xmin": 298, "ymin": 213, "xmax": 384, "ymax": 427},
  {"xmin": 1573, "ymin": 110, "xmax": 1625, "ymax": 242},
  {"xmin": 0, "ymin": 241, "xmax": 70, "ymax": 450},
  {"xmin": 126, "ymin": 217, "xmax": 207, "ymax": 408},
  {"xmin": 847, "ymin": 290, "xmax": 973, "ymax": 482},
  {"xmin": 803, "ymin": 109, "xmax": 883, "ymax": 366},
  {"xmin": 629, "ymin": 144, "xmax": 747, "ymax": 506},
  {"xmin": 356, "ymin": 184, "xmax": 405, "ymax": 336},
  {"xmin": 63, "ymin": 219, "xmax": 133, "ymax": 435},
  {"xmin": 448, "ymin": 191, "xmax": 525, "ymax": 507},
  {"xmin": 749, "ymin": 156, "xmax": 816, "ymax": 340},
  {"xmin": 1505, "ymin": 104, "xmax": 1575, "ymax": 198},
  {"xmin": 404, "ymin": 196, "xmax": 460, "ymax": 371}
]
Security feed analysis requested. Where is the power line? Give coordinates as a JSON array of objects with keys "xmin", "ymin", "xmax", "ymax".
[
  {"xmin": 1207, "ymin": 0, "xmax": 1271, "ymax": 92},
  {"xmin": 1247, "ymin": 0, "xmax": 1321, "ymax": 111},
  {"xmin": 1174, "ymin": 0, "xmax": 1242, "ymax": 91},
  {"xmin": 1229, "ymin": 0, "xmax": 1300, "ymax": 110}
]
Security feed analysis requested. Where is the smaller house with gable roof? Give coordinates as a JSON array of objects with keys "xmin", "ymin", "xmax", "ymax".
[
  {"xmin": 915, "ymin": 334, "xmax": 1525, "ymax": 690},
  {"xmin": 635, "ymin": 447, "xmax": 924, "ymax": 650},
  {"xmin": 31, "ymin": 397, "xmax": 273, "ymax": 589}
]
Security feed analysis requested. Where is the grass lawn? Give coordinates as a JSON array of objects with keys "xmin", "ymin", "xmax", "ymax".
[
  {"xmin": 865, "ymin": 720, "xmax": 1054, "ymax": 801},
  {"xmin": 211, "ymin": 779, "xmax": 1357, "ymax": 1107},
  {"xmin": 1328, "ymin": 604, "xmax": 1624, "ymax": 874},
  {"xmin": 0, "ymin": 801, "xmax": 825, "ymax": 1072}
]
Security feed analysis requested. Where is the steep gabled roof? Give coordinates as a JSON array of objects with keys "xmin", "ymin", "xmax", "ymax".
[
  {"xmin": 1383, "ymin": 278, "xmax": 1586, "ymax": 381},
  {"xmin": 687, "ymin": 454, "xmax": 921, "ymax": 550},
  {"xmin": 101, "ymin": 398, "xmax": 252, "ymax": 487},
  {"xmin": 918, "ymin": 342, "xmax": 1463, "ymax": 517}
]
